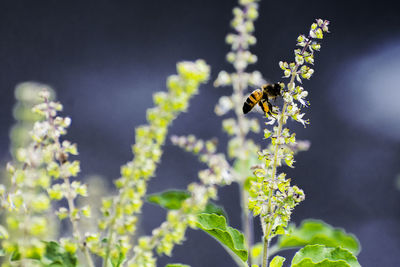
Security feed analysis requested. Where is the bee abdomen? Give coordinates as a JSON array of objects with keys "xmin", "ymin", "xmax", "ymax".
[
  {"xmin": 243, "ymin": 89, "xmax": 262, "ymax": 114},
  {"xmin": 243, "ymin": 101, "xmax": 253, "ymax": 114}
]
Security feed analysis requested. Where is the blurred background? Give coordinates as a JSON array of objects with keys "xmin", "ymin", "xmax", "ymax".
[{"xmin": 0, "ymin": 0, "xmax": 399, "ymax": 266}]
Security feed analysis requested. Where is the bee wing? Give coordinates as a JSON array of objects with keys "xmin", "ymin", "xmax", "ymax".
[
  {"xmin": 248, "ymin": 71, "xmax": 269, "ymax": 88},
  {"xmin": 248, "ymin": 79, "xmax": 269, "ymax": 91},
  {"xmin": 254, "ymin": 103, "xmax": 265, "ymax": 114}
]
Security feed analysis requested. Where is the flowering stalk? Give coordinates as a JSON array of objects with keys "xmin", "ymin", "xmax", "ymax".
[
  {"xmin": 32, "ymin": 91, "xmax": 94, "ymax": 267},
  {"xmin": 214, "ymin": 1, "xmax": 265, "ymax": 265},
  {"xmin": 127, "ymin": 135, "xmax": 232, "ymax": 267},
  {"xmin": 247, "ymin": 19, "xmax": 330, "ymax": 267},
  {"xmin": 98, "ymin": 60, "xmax": 210, "ymax": 266},
  {"xmin": 0, "ymin": 84, "xmax": 57, "ymax": 265},
  {"xmin": 1, "ymin": 89, "xmax": 94, "ymax": 266}
]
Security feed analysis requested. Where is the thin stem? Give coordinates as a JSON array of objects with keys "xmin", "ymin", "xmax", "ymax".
[
  {"xmin": 103, "ymin": 213, "xmax": 117, "ymax": 267},
  {"xmin": 64, "ymin": 178, "xmax": 95, "ymax": 267},
  {"xmin": 233, "ymin": 35, "xmax": 253, "ymax": 267},
  {"xmin": 240, "ymin": 182, "xmax": 253, "ymax": 266},
  {"xmin": 260, "ymin": 20, "xmax": 329, "ymax": 267},
  {"xmin": 44, "ymin": 96, "xmax": 95, "ymax": 267},
  {"xmin": 261, "ymin": 65, "xmax": 298, "ymax": 267}
]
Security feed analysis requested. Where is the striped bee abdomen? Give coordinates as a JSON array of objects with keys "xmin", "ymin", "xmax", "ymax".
[{"xmin": 243, "ymin": 89, "xmax": 263, "ymax": 114}]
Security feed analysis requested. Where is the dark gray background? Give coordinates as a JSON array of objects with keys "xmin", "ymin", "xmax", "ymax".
[{"xmin": 0, "ymin": 0, "xmax": 399, "ymax": 266}]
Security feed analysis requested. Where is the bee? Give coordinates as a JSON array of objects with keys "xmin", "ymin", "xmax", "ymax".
[{"xmin": 242, "ymin": 83, "xmax": 283, "ymax": 116}]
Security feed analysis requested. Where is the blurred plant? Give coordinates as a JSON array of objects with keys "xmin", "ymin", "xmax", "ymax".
[
  {"xmin": 213, "ymin": 0, "xmax": 265, "ymax": 265},
  {"xmin": 0, "ymin": 83, "xmax": 59, "ymax": 266},
  {"xmin": 0, "ymin": 60, "xmax": 210, "ymax": 267},
  {"xmin": 9, "ymin": 83, "xmax": 56, "ymax": 157},
  {"xmin": 128, "ymin": 135, "xmax": 232, "ymax": 267},
  {"xmin": 96, "ymin": 60, "xmax": 211, "ymax": 267},
  {"xmin": 1, "ymin": 89, "xmax": 94, "ymax": 266}
]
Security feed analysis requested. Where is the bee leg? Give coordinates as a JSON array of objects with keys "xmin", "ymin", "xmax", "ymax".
[
  {"xmin": 268, "ymin": 103, "xmax": 279, "ymax": 119},
  {"xmin": 267, "ymin": 102, "xmax": 274, "ymax": 115}
]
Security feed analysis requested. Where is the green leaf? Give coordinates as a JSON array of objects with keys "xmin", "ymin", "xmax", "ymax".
[
  {"xmin": 291, "ymin": 245, "xmax": 360, "ymax": 267},
  {"xmin": 10, "ymin": 249, "xmax": 21, "ymax": 261},
  {"xmin": 147, "ymin": 190, "xmax": 190, "ymax": 210},
  {"xmin": 277, "ymin": 220, "xmax": 360, "ymax": 255},
  {"xmin": 110, "ymin": 245, "xmax": 125, "ymax": 267},
  {"xmin": 166, "ymin": 264, "xmax": 190, "ymax": 267},
  {"xmin": 41, "ymin": 241, "xmax": 77, "ymax": 267},
  {"xmin": 194, "ymin": 213, "xmax": 248, "ymax": 262},
  {"xmin": 203, "ymin": 202, "xmax": 228, "ymax": 221},
  {"xmin": 270, "ymin": 255, "xmax": 285, "ymax": 267}
]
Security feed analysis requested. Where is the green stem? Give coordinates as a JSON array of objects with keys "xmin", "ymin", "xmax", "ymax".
[
  {"xmin": 261, "ymin": 65, "xmax": 299, "ymax": 267},
  {"xmin": 240, "ymin": 182, "xmax": 253, "ymax": 266},
  {"xmin": 103, "ymin": 217, "xmax": 115, "ymax": 267},
  {"xmin": 64, "ymin": 178, "xmax": 95, "ymax": 267},
  {"xmin": 45, "ymin": 96, "xmax": 95, "ymax": 267},
  {"xmin": 103, "ymin": 198, "xmax": 124, "ymax": 267},
  {"xmin": 262, "ymin": 236, "xmax": 270, "ymax": 267}
]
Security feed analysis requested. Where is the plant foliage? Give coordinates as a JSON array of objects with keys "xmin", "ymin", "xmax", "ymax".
[{"xmin": 194, "ymin": 214, "xmax": 248, "ymax": 262}]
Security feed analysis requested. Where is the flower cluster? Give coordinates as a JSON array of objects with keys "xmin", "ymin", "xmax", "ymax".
[
  {"xmin": 98, "ymin": 60, "xmax": 210, "ymax": 265},
  {"xmin": 276, "ymin": 19, "xmax": 330, "ymax": 127},
  {"xmin": 212, "ymin": 1, "xmax": 266, "ymax": 265},
  {"xmin": 9, "ymin": 82, "xmax": 56, "ymax": 156},
  {"xmin": 1, "ymin": 88, "xmax": 93, "ymax": 265},
  {"xmin": 0, "ymin": 83, "xmax": 57, "ymax": 258},
  {"xmin": 172, "ymin": 135, "xmax": 233, "ymax": 185},
  {"xmin": 213, "ymin": 0, "xmax": 264, "ymax": 169},
  {"xmin": 128, "ymin": 135, "xmax": 231, "ymax": 267},
  {"xmin": 247, "ymin": 19, "xmax": 330, "ymax": 265},
  {"xmin": 214, "ymin": 0, "xmax": 264, "ymax": 119}
]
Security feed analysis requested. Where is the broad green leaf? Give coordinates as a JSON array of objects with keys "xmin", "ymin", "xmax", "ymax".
[
  {"xmin": 166, "ymin": 264, "xmax": 190, "ymax": 267},
  {"xmin": 194, "ymin": 213, "xmax": 248, "ymax": 262},
  {"xmin": 203, "ymin": 202, "xmax": 228, "ymax": 221},
  {"xmin": 291, "ymin": 245, "xmax": 360, "ymax": 267},
  {"xmin": 277, "ymin": 220, "xmax": 360, "ymax": 255},
  {"xmin": 270, "ymin": 255, "xmax": 285, "ymax": 267},
  {"xmin": 41, "ymin": 241, "xmax": 77, "ymax": 267},
  {"xmin": 147, "ymin": 190, "xmax": 190, "ymax": 210}
]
